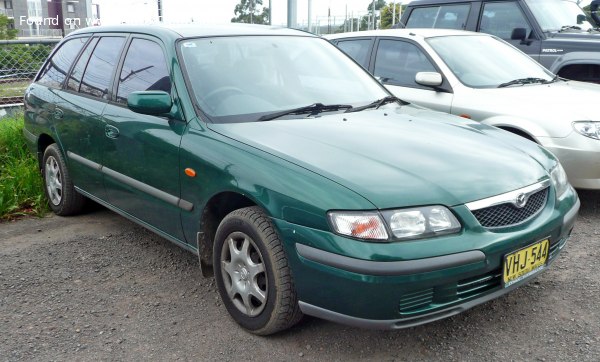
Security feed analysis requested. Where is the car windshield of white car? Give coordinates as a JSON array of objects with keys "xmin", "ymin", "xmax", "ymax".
[{"xmin": 427, "ymin": 35, "xmax": 554, "ymax": 88}]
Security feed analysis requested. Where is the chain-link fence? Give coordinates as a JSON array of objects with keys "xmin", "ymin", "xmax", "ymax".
[{"xmin": 0, "ymin": 39, "xmax": 59, "ymax": 107}]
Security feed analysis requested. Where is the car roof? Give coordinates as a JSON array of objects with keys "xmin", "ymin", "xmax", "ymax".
[
  {"xmin": 406, "ymin": 0, "xmax": 480, "ymax": 5},
  {"xmin": 326, "ymin": 28, "xmax": 485, "ymax": 41},
  {"xmin": 68, "ymin": 23, "xmax": 315, "ymax": 40}
]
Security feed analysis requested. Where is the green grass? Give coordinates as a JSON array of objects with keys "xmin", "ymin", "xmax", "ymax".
[{"xmin": 0, "ymin": 115, "xmax": 48, "ymax": 219}]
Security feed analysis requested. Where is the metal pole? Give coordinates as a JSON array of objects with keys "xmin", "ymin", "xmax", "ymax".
[
  {"xmin": 287, "ymin": 0, "xmax": 297, "ymax": 28},
  {"xmin": 308, "ymin": 0, "xmax": 312, "ymax": 32},
  {"xmin": 345, "ymin": 4, "xmax": 348, "ymax": 32},
  {"xmin": 157, "ymin": 0, "xmax": 163, "ymax": 22},
  {"xmin": 269, "ymin": 0, "xmax": 272, "ymax": 25},
  {"xmin": 371, "ymin": 0, "xmax": 376, "ymax": 30},
  {"xmin": 392, "ymin": 1, "xmax": 396, "ymax": 26}
]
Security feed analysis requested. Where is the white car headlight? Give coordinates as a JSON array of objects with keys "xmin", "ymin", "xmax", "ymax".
[
  {"xmin": 573, "ymin": 121, "xmax": 600, "ymax": 140},
  {"xmin": 382, "ymin": 206, "xmax": 461, "ymax": 240},
  {"xmin": 550, "ymin": 162, "xmax": 569, "ymax": 199},
  {"xmin": 328, "ymin": 211, "xmax": 388, "ymax": 240}
]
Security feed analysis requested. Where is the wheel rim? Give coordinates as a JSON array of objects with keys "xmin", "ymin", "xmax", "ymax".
[
  {"xmin": 45, "ymin": 156, "xmax": 62, "ymax": 206},
  {"xmin": 220, "ymin": 231, "xmax": 268, "ymax": 317}
]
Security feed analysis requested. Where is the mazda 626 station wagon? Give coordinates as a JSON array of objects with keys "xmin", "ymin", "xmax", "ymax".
[{"xmin": 23, "ymin": 24, "xmax": 579, "ymax": 335}]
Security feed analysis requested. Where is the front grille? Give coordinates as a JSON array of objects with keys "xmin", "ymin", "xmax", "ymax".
[{"xmin": 472, "ymin": 187, "xmax": 548, "ymax": 228}]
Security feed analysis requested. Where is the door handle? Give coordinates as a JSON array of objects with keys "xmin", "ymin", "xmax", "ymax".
[{"xmin": 105, "ymin": 124, "xmax": 120, "ymax": 139}]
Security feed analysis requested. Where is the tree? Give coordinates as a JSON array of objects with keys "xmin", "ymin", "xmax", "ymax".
[
  {"xmin": 0, "ymin": 14, "xmax": 18, "ymax": 40},
  {"xmin": 231, "ymin": 0, "xmax": 270, "ymax": 25},
  {"xmin": 380, "ymin": 3, "xmax": 407, "ymax": 29},
  {"xmin": 365, "ymin": 0, "xmax": 387, "ymax": 30}
]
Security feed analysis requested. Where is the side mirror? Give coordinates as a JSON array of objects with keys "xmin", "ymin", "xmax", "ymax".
[
  {"xmin": 577, "ymin": 14, "xmax": 587, "ymax": 25},
  {"xmin": 511, "ymin": 28, "xmax": 527, "ymax": 41},
  {"xmin": 415, "ymin": 72, "xmax": 443, "ymax": 87},
  {"xmin": 591, "ymin": 0, "xmax": 600, "ymax": 26},
  {"xmin": 127, "ymin": 91, "xmax": 173, "ymax": 115}
]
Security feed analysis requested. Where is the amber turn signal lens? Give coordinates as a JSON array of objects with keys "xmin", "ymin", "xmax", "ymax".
[{"xmin": 185, "ymin": 168, "xmax": 196, "ymax": 177}]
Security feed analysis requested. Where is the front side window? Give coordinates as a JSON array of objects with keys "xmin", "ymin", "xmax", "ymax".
[
  {"xmin": 117, "ymin": 38, "xmax": 171, "ymax": 104},
  {"xmin": 479, "ymin": 2, "xmax": 531, "ymax": 39},
  {"xmin": 336, "ymin": 39, "xmax": 372, "ymax": 68},
  {"xmin": 79, "ymin": 36, "xmax": 125, "ymax": 99},
  {"xmin": 373, "ymin": 39, "xmax": 436, "ymax": 88},
  {"xmin": 180, "ymin": 36, "xmax": 388, "ymax": 122},
  {"xmin": 406, "ymin": 4, "xmax": 470, "ymax": 29},
  {"xmin": 37, "ymin": 36, "xmax": 88, "ymax": 88},
  {"xmin": 427, "ymin": 35, "xmax": 553, "ymax": 88}
]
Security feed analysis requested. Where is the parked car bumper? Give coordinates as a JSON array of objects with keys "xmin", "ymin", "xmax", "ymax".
[
  {"xmin": 274, "ymin": 189, "xmax": 579, "ymax": 329},
  {"xmin": 539, "ymin": 132, "xmax": 600, "ymax": 189}
]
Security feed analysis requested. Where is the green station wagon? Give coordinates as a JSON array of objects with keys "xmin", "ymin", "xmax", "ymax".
[{"xmin": 23, "ymin": 24, "xmax": 579, "ymax": 335}]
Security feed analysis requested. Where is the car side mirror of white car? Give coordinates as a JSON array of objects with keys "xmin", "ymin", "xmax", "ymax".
[{"xmin": 415, "ymin": 72, "xmax": 443, "ymax": 88}]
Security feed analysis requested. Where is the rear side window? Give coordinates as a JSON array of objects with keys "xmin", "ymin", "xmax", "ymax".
[
  {"xmin": 80, "ymin": 37, "xmax": 126, "ymax": 99},
  {"xmin": 336, "ymin": 39, "xmax": 372, "ymax": 68},
  {"xmin": 37, "ymin": 37, "xmax": 89, "ymax": 88},
  {"xmin": 373, "ymin": 39, "xmax": 436, "ymax": 88},
  {"xmin": 406, "ymin": 4, "xmax": 470, "ymax": 29},
  {"xmin": 66, "ymin": 37, "xmax": 99, "ymax": 92},
  {"xmin": 116, "ymin": 38, "xmax": 171, "ymax": 104}
]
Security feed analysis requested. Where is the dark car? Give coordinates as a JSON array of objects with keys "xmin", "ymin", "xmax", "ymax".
[
  {"xmin": 23, "ymin": 24, "xmax": 579, "ymax": 335},
  {"xmin": 401, "ymin": 0, "xmax": 600, "ymax": 83}
]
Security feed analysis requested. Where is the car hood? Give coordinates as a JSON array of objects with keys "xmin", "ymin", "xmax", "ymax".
[
  {"xmin": 208, "ymin": 107, "xmax": 551, "ymax": 209},
  {"xmin": 456, "ymin": 80, "xmax": 600, "ymax": 136}
]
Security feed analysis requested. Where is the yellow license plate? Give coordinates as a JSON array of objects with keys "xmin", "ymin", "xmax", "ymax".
[{"xmin": 503, "ymin": 239, "xmax": 549, "ymax": 287}]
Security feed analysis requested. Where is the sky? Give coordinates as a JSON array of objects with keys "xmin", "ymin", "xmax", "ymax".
[{"xmin": 95, "ymin": 0, "xmax": 386, "ymax": 27}]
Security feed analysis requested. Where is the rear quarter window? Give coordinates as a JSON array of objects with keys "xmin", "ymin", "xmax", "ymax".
[{"xmin": 37, "ymin": 37, "xmax": 89, "ymax": 88}]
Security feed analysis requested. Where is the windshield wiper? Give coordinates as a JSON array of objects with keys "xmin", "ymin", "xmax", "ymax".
[
  {"xmin": 559, "ymin": 25, "xmax": 582, "ymax": 32},
  {"xmin": 256, "ymin": 103, "xmax": 353, "ymax": 122},
  {"xmin": 344, "ymin": 96, "xmax": 405, "ymax": 113},
  {"xmin": 497, "ymin": 77, "xmax": 552, "ymax": 88}
]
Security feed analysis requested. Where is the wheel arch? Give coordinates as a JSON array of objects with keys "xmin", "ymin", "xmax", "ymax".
[
  {"xmin": 549, "ymin": 53, "xmax": 600, "ymax": 83},
  {"xmin": 36, "ymin": 133, "xmax": 56, "ymax": 170},
  {"xmin": 197, "ymin": 191, "xmax": 259, "ymax": 276},
  {"xmin": 479, "ymin": 115, "xmax": 550, "ymax": 142}
]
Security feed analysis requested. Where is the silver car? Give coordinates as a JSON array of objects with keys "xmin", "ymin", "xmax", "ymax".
[{"xmin": 328, "ymin": 29, "xmax": 600, "ymax": 190}]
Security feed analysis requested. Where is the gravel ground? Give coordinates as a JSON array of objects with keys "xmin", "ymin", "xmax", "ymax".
[{"xmin": 1, "ymin": 191, "xmax": 599, "ymax": 361}]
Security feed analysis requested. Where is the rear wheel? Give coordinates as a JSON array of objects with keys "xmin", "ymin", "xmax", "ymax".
[
  {"xmin": 42, "ymin": 144, "xmax": 85, "ymax": 216},
  {"xmin": 213, "ymin": 206, "xmax": 302, "ymax": 335}
]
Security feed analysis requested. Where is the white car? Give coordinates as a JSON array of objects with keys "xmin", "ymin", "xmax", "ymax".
[{"xmin": 328, "ymin": 29, "xmax": 600, "ymax": 189}]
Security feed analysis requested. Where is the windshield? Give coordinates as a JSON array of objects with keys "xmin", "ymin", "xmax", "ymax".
[
  {"xmin": 525, "ymin": 0, "xmax": 593, "ymax": 32},
  {"xmin": 427, "ymin": 35, "xmax": 554, "ymax": 88},
  {"xmin": 179, "ymin": 36, "xmax": 389, "ymax": 123}
]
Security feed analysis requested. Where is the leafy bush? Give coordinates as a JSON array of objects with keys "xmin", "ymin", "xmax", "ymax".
[
  {"xmin": 0, "ymin": 44, "xmax": 52, "ymax": 77},
  {"xmin": 0, "ymin": 115, "xmax": 47, "ymax": 219}
]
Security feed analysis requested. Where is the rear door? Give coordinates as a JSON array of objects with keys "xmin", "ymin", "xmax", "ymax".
[
  {"xmin": 58, "ymin": 35, "xmax": 126, "ymax": 199},
  {"xmin": 101, "ymin": 36, "xmax": 187, "ymax": 241}
]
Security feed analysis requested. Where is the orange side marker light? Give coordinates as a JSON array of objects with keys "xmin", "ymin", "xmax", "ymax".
[{"xmin": 185, "ymin": 168, "xmax": 197, "ymax": 177}]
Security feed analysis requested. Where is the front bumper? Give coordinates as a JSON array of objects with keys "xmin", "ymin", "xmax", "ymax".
[
  {"xmin": 275, "ymin": 189, "xmax": 579, "ymax": 329},
  {"xmin": 539, "ymin": 132, "xmax": 600, "ymax": 190}
]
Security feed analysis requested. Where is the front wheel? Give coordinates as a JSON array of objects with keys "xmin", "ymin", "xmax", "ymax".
[
  {"xmin": 213, "ymin": 206, "xmax": 302, "ymax": 335},
  {"xmin": 42, "ymin": 144, "xmax": 85, "ymax": 216}
]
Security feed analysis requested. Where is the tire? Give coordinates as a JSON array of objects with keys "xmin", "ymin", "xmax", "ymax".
[
  {"xmin": 213, "ymin": 206, "xmax": 302, "ymax": 335},
  {"xmin": 42, "ymin": 144, "xmax": 86, "ymax": 216}
]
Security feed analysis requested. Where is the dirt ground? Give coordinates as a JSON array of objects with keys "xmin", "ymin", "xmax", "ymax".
[{"xmin": 1, "ymin": 191, "xmax": 599, "ymax": 361}]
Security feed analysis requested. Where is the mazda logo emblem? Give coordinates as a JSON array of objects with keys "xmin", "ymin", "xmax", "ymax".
[{"xmin": 515, "ymin": 193, "xmax": 528, "ymax": 208}]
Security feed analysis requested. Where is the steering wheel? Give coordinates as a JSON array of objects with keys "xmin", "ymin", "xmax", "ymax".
[{"xmin": 202, "ymin": 86, "xmax": 245, "ymax": 106}]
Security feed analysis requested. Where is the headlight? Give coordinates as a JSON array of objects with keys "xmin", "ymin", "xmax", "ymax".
[
  {"xmin": 573, "ymin": 121, "xmax": 600, "ymax": 140},
  {"xmin": 550, "ymin": 162, "xmax": 569, "ymax": 199},
  {"xmin": 382, "ymin": 206, "xmax": 461, "ymax": 240},
  {"xmin": 328, "ymin": 211, "xmax": 388, "ymax": 240}
]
